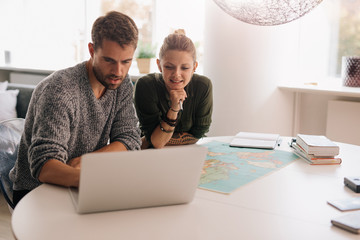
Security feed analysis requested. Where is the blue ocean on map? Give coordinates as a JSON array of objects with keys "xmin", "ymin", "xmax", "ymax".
[{"xmin": 198, "ymin": 141, "xmax": 299, "ymax": 194}]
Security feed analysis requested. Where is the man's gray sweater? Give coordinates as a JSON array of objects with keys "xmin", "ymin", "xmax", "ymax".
[{"xmin": 10, "ymin": 61, "xmax": 141, "ymax": 191}]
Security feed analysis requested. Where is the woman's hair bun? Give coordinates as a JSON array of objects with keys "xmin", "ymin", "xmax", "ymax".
[{"xmin": 174, "ymin": 29, "xmax": 186, "ymax": 35}]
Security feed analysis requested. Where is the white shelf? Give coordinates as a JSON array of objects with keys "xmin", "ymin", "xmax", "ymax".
[
  {"xmin": 278, "ymin": 78, "xmax": 360, "ymax": 98},
  {"xmin": 0, "ymin": 65, "xmax": 54, "ymax": 75},
  {"xmin": 278, "ymin": 78, "xmax": 360, "ymax": 136},
  {"xmin": 0, "ymin": 64, "xmax": 146, "ymax": 84}
]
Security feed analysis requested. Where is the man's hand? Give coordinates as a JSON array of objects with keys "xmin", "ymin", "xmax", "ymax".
[
  {"xmin": 67, "ymin": 156, "xmax": 81, "ymax": 169},
  {"xmin": 38, "ymin": 142, "xmax": 127, "ymax": 187},
  {"xmin": 38, "ymin": 159, "xmax": 80, "ymax": 187}
]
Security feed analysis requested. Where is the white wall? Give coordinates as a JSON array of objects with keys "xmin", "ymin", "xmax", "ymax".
[
  {"xmin": 290, "ymin": 0, "xmax": 344, "ymax": 137},
  {"xmin": 203, "ymin": 1, "xmax": 299, "ymax": 137}
]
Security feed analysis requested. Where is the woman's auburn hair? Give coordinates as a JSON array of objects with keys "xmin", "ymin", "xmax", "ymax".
[{"xmin": 159, "ymin": 29, "xmax": 196, "ymax": 62}]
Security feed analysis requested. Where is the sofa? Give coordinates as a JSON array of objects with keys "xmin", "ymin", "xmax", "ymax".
[
  {"xmin": 0, "ymin": 83, "xmax": 34, "ymax": 210},
  {"xmin": 7, "ymin": 83, "xmax": 36, "ymax": 118}
]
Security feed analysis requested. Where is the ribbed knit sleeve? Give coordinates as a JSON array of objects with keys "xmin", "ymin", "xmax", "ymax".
[
  {"xmin": 110, "ymin": 79, "xmax": 141, "ymax": 150},
  {"xmin": 134, "ymin": 74, "xmax": 161, "ymax": 141},
  {"xmin": 10, "ymin": 62, "xmax": 141, "ymax": 191},
  {"xmin": 188, "ymin": 76, "xmax": 213, "ymax": 138},
  {"xmin": 27, "ymin": 82, "xmax": 75, "ymax": 179}
]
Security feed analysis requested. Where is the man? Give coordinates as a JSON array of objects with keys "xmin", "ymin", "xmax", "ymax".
[{"xmin": 9, "ymin": 11, "xmax": 141, "ymax": 206}]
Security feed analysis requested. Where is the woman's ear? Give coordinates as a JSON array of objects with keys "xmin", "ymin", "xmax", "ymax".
[
  {"xmin": 156, "ymin": 59, "xmax": 162, "ymax": 72},
  {"xmin": 193, "ymin": 61, "xmax": 199, "ymax": 72}
]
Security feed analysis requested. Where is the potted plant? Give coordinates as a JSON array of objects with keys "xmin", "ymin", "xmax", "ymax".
[{"xmin": 136, "ymin": 42, "xmax": 156, "ymax": 74}]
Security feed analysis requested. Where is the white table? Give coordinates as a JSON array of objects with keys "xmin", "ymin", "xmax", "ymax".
[{"xmin": 12, "ymin": 136, "xmax": 360, "ymax": 239}]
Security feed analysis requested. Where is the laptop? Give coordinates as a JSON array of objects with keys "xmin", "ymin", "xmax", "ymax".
[{"xmin": 69, "ymin": 145, "xmax": 208, "ymax": 214}]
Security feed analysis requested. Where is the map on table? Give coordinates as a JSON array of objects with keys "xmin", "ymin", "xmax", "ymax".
[{"xmin": 198, "ymin": 141, "xmax": 299, "ymax": 194}]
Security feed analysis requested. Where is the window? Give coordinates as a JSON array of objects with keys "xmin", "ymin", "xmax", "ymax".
[
  {"xmin": 336, "ymin": 0, "xmax": 360, "ymax": 74},
  {"xmin": 0, "ymin": 0, "xmax": 86, "ymax": 70},
  {"xmin": 298, "ymin": 0, "xmax": 360, "ymax": 79},
  {"xmin": 0, "ymin": 0, "xmax": 205, "ymax": 74},
  {"xmin": 94, "ymin": 0, "xmax": 205, "ymax": 74}
]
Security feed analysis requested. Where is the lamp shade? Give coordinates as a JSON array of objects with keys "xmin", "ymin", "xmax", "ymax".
[{"xmin": 213, "ymin": 0, "xmax": 323, "ymax": 26}]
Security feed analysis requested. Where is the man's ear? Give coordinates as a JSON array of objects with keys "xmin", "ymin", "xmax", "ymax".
[
  {"xmin": 156, "ymin": 59, "xmax": 162, "ymax": 72},
  {"xmin": 88, "ymin": 43, "xmax": 95, "ymax": 58}
]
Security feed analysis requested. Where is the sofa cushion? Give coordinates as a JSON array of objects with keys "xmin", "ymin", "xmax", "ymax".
[
  {"xmin": 7, "ymin": 83, "xmax": 36, "ymax": 119},
  {"xmin": 0, "ymin": 89, "xmax": 19, "ymax": 121},
  {"xmin": 0, "ymin": 81, "xmax": 8, "ymax": 91}
]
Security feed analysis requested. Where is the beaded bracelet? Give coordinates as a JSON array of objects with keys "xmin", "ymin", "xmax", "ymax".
[
  {"xmin": 159, "ymin": 121, "xmax": 174, "ymax": 133},
  {"xmin": 162, "ymin": 115, "xmax": 177, "ymax": 127}
]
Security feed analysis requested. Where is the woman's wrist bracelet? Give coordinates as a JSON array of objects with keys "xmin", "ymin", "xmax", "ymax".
[
  {"xmin": 162, "ymin": 115, "xmax": 177, "ymax": 127},
  {"xmin": 159, "ymin": 120, "xmax": 174, "ymax": 133}
]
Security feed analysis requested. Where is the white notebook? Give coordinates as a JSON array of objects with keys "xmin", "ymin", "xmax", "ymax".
[
  {"xmin": 331, "ymin": 211, "xmax": 360, "ymax": 234},
  {"xmin": 230, "ymin": 132, "xmax": 280, "ymax": 149}
]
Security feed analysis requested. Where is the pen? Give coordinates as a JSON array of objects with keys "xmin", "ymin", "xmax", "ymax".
[{"xmin": 179, "ymin": 99, "xmax": 183, "ymax": 111}]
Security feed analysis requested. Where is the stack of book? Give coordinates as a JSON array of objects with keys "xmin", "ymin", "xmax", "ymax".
[{"xmin": 291, "ymin": 134, "xmax": 341, "ymax": 165}]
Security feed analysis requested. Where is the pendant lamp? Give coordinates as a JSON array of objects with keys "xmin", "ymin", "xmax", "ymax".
[{"xmin": 213, "ymin": 0, "xmax": 323, "ymax": 26}]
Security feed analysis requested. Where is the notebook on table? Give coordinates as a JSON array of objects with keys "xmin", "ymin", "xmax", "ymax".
[
  {"xmin": 230, "ymin": 132, "xmax": 280, "ymax": 149},
  {"xmin": 331, "ymin": 211, "xmax": 360, "ymax": 234},
  {"xmin": 69, "ymin": 145, "xmax": 208, "ymax": 214}
]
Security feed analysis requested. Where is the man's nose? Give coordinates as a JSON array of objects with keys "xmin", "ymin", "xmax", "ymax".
[{"xmin": 112, "ymin": 62, "xmax": 123, "ymax": 76}]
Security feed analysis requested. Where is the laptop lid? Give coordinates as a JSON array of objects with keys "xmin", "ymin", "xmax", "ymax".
[{"xmin": 69, "ymin": 145, "xmax": 207, "ymax": 214}]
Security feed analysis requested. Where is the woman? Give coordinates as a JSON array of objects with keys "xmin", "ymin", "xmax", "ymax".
[{"xmin": 134, "ymin": 29, "xmax": 213, "ymax": 149}]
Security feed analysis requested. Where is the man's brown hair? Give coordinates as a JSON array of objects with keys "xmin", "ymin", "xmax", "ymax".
[{"xmin": 91, "ymin": 11, "xmax": 138, "ymax": 50}]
